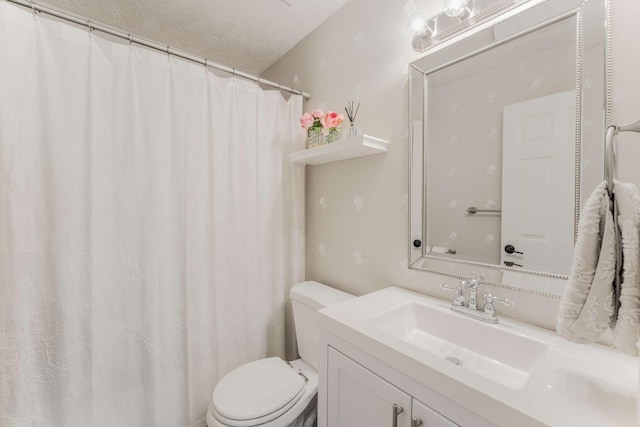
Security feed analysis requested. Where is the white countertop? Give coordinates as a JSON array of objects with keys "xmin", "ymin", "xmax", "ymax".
[{"xmin": 319, "ymin": 287, "xmax": 638, "ymax": 427}]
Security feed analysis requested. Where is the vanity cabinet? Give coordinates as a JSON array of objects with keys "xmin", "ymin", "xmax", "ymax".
[
  {"xmin": 327, "ymin": 348, "xmax": 458, "ymax": 427},
  {"xmin": 319, "ymin": 287, "xmax": 638, "ymax": 427}
]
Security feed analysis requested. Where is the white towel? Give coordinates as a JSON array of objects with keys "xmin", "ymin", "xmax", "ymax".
[
  {"xmin": 557, "ymin": 181, "xmax": 640, "ymax": 355},
  {"xmin": 613, "ymin": 182, "xmax": 640, "ymax": 353}
]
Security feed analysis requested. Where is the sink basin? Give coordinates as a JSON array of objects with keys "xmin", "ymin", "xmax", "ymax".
[{"xmin": 370, "ymin": 301, "xmax": 548, "ymax": 390}]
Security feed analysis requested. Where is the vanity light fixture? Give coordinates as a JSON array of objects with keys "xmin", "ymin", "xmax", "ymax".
[
  {"xmin": 407, "ymin": 11, "xmax": 436, "ymax": 37},
  {"xmin": 444, "ymin": 0, "xmax": 472, "ymax": 19},
  {"xmin": 407, "ymin": 11, "xmax": 427, "ymax": 35},
  {"xmin": 411, "ymin": 0, "xmax": 516, "ymax": 52}
]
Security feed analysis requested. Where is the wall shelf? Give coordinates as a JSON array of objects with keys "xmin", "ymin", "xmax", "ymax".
[{"xmin": 289, "ymin": 134, "xmax": 390, "ymax": 165}]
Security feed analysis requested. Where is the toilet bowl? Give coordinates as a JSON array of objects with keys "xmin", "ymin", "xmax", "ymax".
[{"xmin": 206, "ymin": 281, "xmax": 354, "ymax": 427}]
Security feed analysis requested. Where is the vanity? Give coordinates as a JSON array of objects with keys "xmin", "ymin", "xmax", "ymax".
[{"xmin": 316, "ymin": 287, "xmax": 638, "ymax": 426}]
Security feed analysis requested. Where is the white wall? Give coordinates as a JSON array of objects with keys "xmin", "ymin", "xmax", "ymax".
[{"xmin": 262, "ymin": 0, "xmax": 640, "ymax": 333}]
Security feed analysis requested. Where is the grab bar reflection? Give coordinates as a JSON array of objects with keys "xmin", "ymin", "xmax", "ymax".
[{"xmin": 466, "ymin": 206, "xmax": 502, "ymax": 215}]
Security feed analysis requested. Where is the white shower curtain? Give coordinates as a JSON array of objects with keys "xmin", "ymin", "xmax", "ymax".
[{"xmin": 0, "ymin": 3, "xmax": 305, "ymax": 426}]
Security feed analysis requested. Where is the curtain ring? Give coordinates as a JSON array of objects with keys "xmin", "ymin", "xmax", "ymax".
[
  {"xmin": 87, "ymin": 20, "xmax": 94, "ymax": 35},
  {"xmin": 31, "ymin": 1, "xmax": 39, "ymax": 15},
  {"xmin": 128, "ymin": 33, "xmax": 133, "ymax": 46},
  {"xmin": 232, "ymin": 67, "xmax": 236, "ymax": 77}
]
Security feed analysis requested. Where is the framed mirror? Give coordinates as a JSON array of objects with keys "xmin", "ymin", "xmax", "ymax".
[{"xmin": 409, "ymin": 0, "xmax": 610, "ymax": 296}]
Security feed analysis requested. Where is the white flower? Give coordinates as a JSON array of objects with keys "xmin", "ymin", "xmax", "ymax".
[
  {"xmin": 530, "ymin": 78, "xmax": 543, "ymax": 90},
  {"xmin": 584, "ymin": 119, "xmax": 593, "ymax": 131},
  {"xmin": 447, "ymin": 168, "xmax": 457, "ymax": 177},
  {"xmin": 353, "ymin": 250, "xmax": 364, "ymax": 265},
  {"xmin": 353, "ymin": 196, "xmax": 364, "ymax": 211},
  {"xmin": 486, "ymin": 92, "xmax": 497, "ymax": 103},
  {"xmin": 448, "ymin": 136, "xmax": 459, "ymax": 146},
  {"xmin": 319, "ymin": 196, "xmax": 328, "ymax": 210},
  {"xmin": 449, "ymin": 200, "xmax": 458, "ymax": 210},
  {"xmin": 484, "ymin": 235, "xmax": 495, "ymax": 244},
  {"xmin": 486, "ymin": 164, "xmax": 497, "ymax": 174},
  {"xmin": 584, "ymin": 76, "xmax": 595, "ymax": 89},
  {"xmin": 449, "ymin": 232, "xmax": 458, "ymax": 241},
  {"xmin": 354, "ymin": 84, "xmax": 364, "ymax": 99},
  {"xmin": 354, "ymin": 32, "xmax": 365, "ymax": 48},
  {"xmin": 318, "ymin": 244, "xmax": 326, "ymax": 256}
]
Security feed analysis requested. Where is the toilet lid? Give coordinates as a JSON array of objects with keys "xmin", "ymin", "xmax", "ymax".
[{"xmin": 213, "ymin": 357, "xmax": 305, "ymax": 421}]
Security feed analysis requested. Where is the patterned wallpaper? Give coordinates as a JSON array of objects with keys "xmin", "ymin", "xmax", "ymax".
[{"xmin": 262, "ymin": 0, "xmax": 640, "ymax": 334}]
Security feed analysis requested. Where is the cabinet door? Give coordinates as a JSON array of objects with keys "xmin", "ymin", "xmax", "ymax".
[
  {"xmin": 412, "ymin": 398, "xmax": 459, "ymax": 427},
  {"xmin": 327, "ymin": 347, "xmax": 412, "ymax": 427}
]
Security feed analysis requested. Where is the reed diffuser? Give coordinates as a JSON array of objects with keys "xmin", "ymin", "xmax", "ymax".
[{"xmin": 344, "ymin": 101, "xmax": 362, "ymax": 137}]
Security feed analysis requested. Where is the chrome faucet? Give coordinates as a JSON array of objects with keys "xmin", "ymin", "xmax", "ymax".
[
  {"xmin": 441, "ymin": 272, "xmax": 514, "ymax": 324},
  {"xmin": 464, "ymin": 272, "xmax": 482, "ymax": 310}
]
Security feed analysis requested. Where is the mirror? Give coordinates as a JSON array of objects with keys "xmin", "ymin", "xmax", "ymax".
[{"xmin": 409, "ymin": 0, "xmax": 609, "ymax": 295}]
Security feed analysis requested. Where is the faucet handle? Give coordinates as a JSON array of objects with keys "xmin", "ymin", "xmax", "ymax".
[
  {"xmin": 440, "ymin": 284, "xmax": 465, "ymax": 307},
  {"xmin": 485, "ymin": 294, "xmax": 514, "ymax": 306},
  {"xmin": 483, "ymin": 293, "xmax": 514, "ymax": 317},
  {"xmin": 441, "ymin": 283, "xmax": 462, "ymax": 293}
]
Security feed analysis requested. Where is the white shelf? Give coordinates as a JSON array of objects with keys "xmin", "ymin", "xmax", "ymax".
[{"xmin": 289, "ymin": 134, "xmax": 390, "ymax": 165}]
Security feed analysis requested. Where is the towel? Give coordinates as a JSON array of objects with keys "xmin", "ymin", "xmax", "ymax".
[
  {"xmin": 612, "ymin": 182, "xmax": 640, "ymax": 353},
  {"xmin": 557, "ymin": 181, "xmax": 640, "ymax": 355}
]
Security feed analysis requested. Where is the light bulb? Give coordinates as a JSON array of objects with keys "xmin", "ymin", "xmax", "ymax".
[
  {"xmin": 443, "ymin": 0, "xmax": 470, "ymax": 18},
  {"xmin": 407, "ymin": 11, "xmax": 427, "ymax": 36}
]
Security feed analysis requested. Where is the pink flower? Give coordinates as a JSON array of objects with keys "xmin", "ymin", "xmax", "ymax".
[
  {"xmin": 299, "ymin": 112, "xmax": 314, "ymax": 129},
  {"xmin": 320, "ymin": 111, "xmax": 344, "ymax": 129},
  {"xmin": 311, "ymin": 109, "xmax": 324, "ymax": 119}
]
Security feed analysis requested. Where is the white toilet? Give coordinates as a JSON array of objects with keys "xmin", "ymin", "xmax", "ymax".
[{"xmin": 206, "ymin": 281, "xmax": 354, "ymax": 427}]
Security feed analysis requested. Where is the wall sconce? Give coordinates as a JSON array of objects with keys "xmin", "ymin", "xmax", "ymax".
[{"xmin": 411, "ymin": 0, "xmax": 515, "ymax": 52}]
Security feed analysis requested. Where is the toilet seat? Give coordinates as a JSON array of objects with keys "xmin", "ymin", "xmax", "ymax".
[{"xmin": 211, "ymin": 357, "xmax": 307, "ymax": 426}]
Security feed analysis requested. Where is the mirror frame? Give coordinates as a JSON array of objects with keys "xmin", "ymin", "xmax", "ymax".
[{"xmin": 408, "ymin": 0, "xmax": 611, "ymax": 297}]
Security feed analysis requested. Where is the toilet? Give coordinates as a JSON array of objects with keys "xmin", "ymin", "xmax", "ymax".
[{"xmin": 206, "ymin": 281, "xmax": 354, "ymax": 427}]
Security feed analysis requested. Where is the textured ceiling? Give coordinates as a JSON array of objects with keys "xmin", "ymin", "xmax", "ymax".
[{"xmin": 39, "ymin": 0, "xmax": 350, "ymax": 74}]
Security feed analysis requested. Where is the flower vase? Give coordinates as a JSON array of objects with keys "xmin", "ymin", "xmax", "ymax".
[{"xmin": 307, "ymin": 127, "xmax": 340, "ymax": 148}]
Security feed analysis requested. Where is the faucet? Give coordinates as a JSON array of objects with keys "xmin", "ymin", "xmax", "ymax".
[
  {"xmin": 440, "ymin": 272, "xmax": 514, "ymax": 324},
  {"xmin": 465, "ymin": 272, "xmax": 482, "ymax": 310}
]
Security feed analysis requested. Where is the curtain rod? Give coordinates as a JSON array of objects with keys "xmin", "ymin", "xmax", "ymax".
[{"xmin": 4, "ymin": 0, "xmax": 311, "ymax": 100}]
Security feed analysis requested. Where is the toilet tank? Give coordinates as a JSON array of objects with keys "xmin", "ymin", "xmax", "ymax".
[{"xmin": 289, "ymin": 281, "xmax": 354, "ymax": 370}]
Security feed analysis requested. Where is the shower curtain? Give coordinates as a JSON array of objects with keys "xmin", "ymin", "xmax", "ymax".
[{"xmin": 0, "ymin": 3, "xmax": 305, "ymax": 426}]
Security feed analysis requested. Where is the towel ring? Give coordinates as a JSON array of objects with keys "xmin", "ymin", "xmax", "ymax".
[
  {"xmin": 605, "ymin": 118, "xmax": 640, "ymax": 193},
  {"xmin": 605, "ymin": 125, "xmax": 617, "ymax": 193}
]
